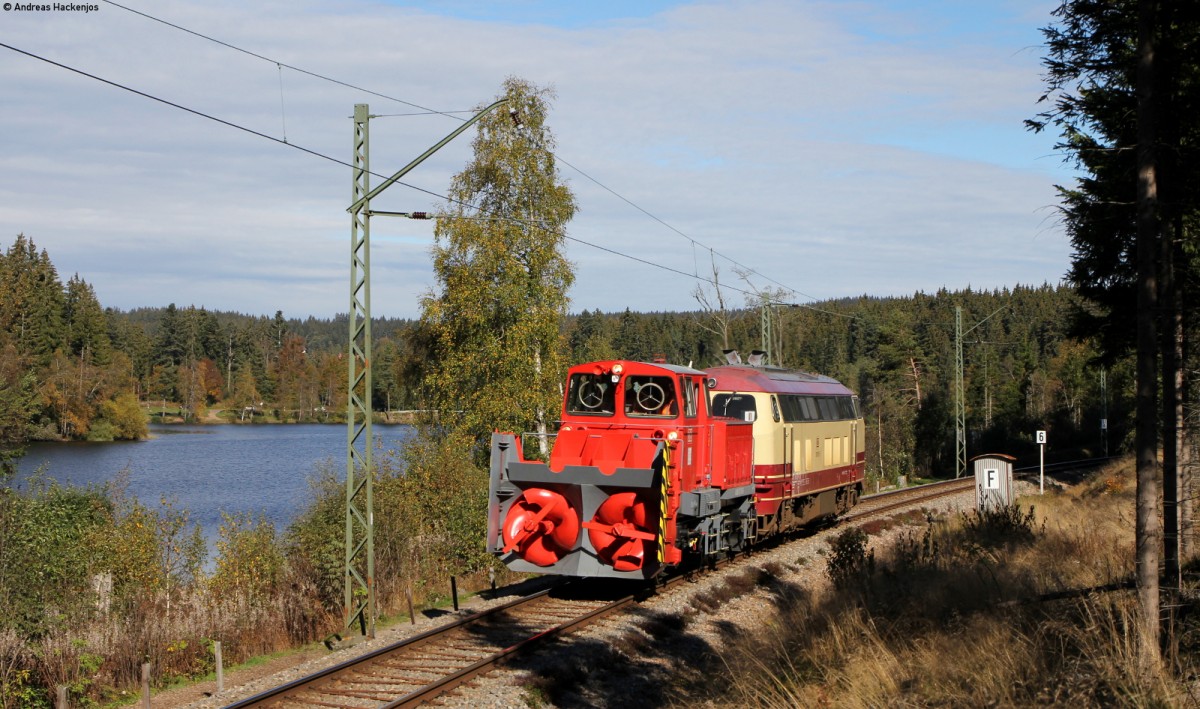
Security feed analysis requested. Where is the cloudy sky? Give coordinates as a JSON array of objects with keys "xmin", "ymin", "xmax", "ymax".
[{"xmin": 0, "ymin": 0, "xmax": 1073, "ymax": 320}]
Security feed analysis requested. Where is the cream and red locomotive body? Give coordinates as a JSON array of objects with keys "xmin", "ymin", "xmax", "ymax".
[
  {"xmin": 486, "ymin": 358, "xmax": 865, "ymax": 580},
  {"xmin": 705, "ymin": 363, "xmax": 866, "ymax": 537}
]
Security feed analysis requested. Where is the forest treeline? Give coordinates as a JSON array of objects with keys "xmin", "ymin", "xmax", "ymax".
[{"xmin": 0, "ymin": 232, "xmax": 1115, "ymax": 481}]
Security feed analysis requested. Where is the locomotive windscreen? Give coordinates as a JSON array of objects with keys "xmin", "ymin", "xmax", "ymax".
[
  {"xmin": 712, "ymin": 393, "xmax": 756, "ymax": 421},
  {"xmin": 567, "ymin": 373, "xmax": 616, "ymax": 415}
]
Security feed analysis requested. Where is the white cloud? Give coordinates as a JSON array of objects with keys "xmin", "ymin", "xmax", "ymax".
[{"xmin": 0, "ymin": 0, "xmax": 1070, "ymax": 319}]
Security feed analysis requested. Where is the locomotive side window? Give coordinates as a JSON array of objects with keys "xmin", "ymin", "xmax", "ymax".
[
  {"xmin": 625, "ymin": 376, "xmax": 678, "ymax": 417},
  {"xmin": 801, "ymin": 397, "xmax": 819, "ymax": 421},
  {"xmin": 777, "ymin": 394, "xmax": 856, "ymax": 422},
  {"xmin": 818, "ymin": 397, "xmax": 838, "ymax": 420},
  {"xmin": 712, "ymin": 393, "xmax": 757, "ymax": 421},
  {"xmin": 566, "ymin": 373, "xmax": 615, "ymax": 416},
  {"xmin": 680, "ymin": 376, "xmax": 699, "ymax": 418},
  {"xmin": 840, "ymin": 397, "xmax": 858, "ymax": 419}
]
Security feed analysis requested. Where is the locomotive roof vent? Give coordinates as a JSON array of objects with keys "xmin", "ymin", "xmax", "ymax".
[
  {"xmin": 748, "ymin": 350, "xmax": 766, "ymax": 366},
  {"xmin": 723, "ymin": 349, "xmax": 741, "ymax": 365}
]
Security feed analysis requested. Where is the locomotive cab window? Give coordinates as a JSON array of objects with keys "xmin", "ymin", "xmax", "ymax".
[
  {"xmin": 680, "ymin": 376, "xmax": 700, "ymax": 418},
  {"xmin": 567, "ymin": 373, "xmax": 616, "ymax": 416},
  {"xmin": 624, "ymin": 375, "xmax": 678, "ymax": 417},
  {"xmin": 711, "ymin": 393, "xmax": 757, "ymax": 422}
]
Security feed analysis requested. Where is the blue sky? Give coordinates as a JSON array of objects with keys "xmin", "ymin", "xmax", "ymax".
[{"xmin": 0, "ymin": 0, "xmax": 1073, "ymax": 319}]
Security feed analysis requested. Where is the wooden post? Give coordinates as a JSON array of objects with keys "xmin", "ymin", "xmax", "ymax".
[
  {"xmin": 141, "ymin": 662, "xmax": 151, "ymax": 709},
  {"xmin": 451, "ymin": 576, "xmax": 459, "ymax": 611},
  {"xmin": 56, "ymin": 686, "xmax": 67, "ymax": 709},
  {"xmin": 406, "ymin": 587, "xmax": 416, "ymax": 626},
  {"xmin": 489, "ymin": 567, "xmax": 496, "ymax": 597},
  {"xmin": 214, "ymin": 641, "xmax": 224, "ymax": 694}
]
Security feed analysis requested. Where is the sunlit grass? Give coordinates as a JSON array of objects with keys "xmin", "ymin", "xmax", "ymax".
[{"xmin": 708, "ymin": 457, "xmax": 1198, "ymax": 707}]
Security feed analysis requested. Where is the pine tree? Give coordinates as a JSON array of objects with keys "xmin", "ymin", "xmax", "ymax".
[
  {"xmin": 568, "ymin": 310, "xmax": 616, "ymax": 364},
  {"xmin": 154, "ymin": 304, "xmax": 186, "ymax": 368},
  {"xmin": 1030, "ymin": 0, "xmax": 1200, "ymax": 660},
  {"xmin": 64, "ymin": 274, "xmax": 111, "ymax": 365},
  {"xmin": 0, "ymin": 235, "xmax": 66, "ymax": 365}
]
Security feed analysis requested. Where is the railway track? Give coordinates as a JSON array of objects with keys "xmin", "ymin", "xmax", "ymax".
[
  {"xmin": 848, "ymin": 477, "xmax": 975, "ymax": 522},
  {"xmin": 224, "ymin": 477, "xmax": 979, "ymax": 708},
  {"xmin": 223, "ymin": 583, "xmax": 640, "ymax": 708}
]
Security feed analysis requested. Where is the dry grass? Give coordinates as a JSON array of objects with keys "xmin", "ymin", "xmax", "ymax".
[{"xmin": 707, "ymin": 458, "xmax": 1200, "ymax": 708}]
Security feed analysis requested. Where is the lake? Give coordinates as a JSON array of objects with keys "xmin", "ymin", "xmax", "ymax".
[{"xmin": 10, "ymin": 424, "xmax": 415, "ymax": 546}]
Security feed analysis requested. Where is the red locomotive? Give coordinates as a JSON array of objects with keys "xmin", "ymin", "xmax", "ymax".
[{"xmin": 487, "ymin": 355, "xmax": 865, "ymax": 579}]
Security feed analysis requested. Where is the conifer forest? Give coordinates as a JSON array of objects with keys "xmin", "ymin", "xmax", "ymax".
[{"xmin": 0, "ymin": 232, "xmax": 1110, "ymax": 482}]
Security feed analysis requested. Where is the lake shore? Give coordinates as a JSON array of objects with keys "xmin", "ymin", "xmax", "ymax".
[{"xmin": 148, "ymin": 408, "xmax": 425, "ymax": 426}]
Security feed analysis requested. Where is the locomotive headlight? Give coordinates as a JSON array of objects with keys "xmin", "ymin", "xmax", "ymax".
[
  {"xmin": 612, "ymin": 363, "xmax": 624, "ymax": 375},
  {"xmin": 667, "ymin": 431, "xmax": 679, "ymax": 441}
]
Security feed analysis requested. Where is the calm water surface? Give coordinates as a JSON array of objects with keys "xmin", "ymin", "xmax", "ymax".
[{"xmin": 12, "ymin": 424, "xmax": 413, "ymax": 541}]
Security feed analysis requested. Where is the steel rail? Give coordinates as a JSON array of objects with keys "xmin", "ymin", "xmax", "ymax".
[
  {"xmin": 223, "ymin": 586, "xmax": 560, "ymax": 708},
  {"xmin": 382, "ymin": 593, "xmax": 640, "ymax": 708}
]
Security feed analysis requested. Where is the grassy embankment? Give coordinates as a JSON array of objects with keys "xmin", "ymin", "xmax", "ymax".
[{"xmin": 705, "ymin": 458, "xmax": 1198, "ymax": 707}]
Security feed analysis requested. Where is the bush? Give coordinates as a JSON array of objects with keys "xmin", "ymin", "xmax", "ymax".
[
  {"xmin": 0, "ymin": 478, "xmax": 113, "ymax": 636},
  {"xmin": 959, "ymin": 503, "xmax": 1042, "ymax": 549},
  {"xmin": 99, "ymin": 392, "xmax": 148, "ymax": 440},
  {"xmin": 825, "ymin": 527, "xmax": 873, "ymax": 589},
  {"xmin": 211, "ymin": 513, "xmax": 283, "ymax": 603}
]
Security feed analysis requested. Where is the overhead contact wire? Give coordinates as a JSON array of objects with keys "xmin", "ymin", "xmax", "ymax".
[
  {"xmin": 100, "ymin": 0, "xmax": 458, "ymax": 118},
  {"xmin": 100, "ymin": 0, "xmax": 831, "ymax": 309},
  {"xmin": 0, "ymin": 42, "xmax": 456, "ymax": 205},
  {"xmin": 1, "ymin": 39, "xmax": 848, "ymax": 318},
  {"xmin": 0, "ymin": 42, "xmax": 757, "ymax": 301}
]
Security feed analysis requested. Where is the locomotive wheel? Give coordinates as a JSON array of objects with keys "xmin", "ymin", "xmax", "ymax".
[
  {"xmin": 584, "ymin": 492, "xmax": 656, "ymax": 572},
  {"xmin": 501, "ymin": 488, "xmax": 579, "ymax": 567}
]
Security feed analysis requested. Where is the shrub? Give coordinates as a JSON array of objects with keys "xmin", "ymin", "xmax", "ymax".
[
  {"xmin": 211, "ymin": 513, "xmax": 283, "ymax": 603},
  {"xmin": 825, "ymin": 527, "xmax": 873, "ymax": 589},
  {"xmin": 98, "ymin": 392, "xmax": 148, "ymax": 440},
  {"xmin": 959, "ymin": 503, "xmax": 1041, "ymax": 549}
]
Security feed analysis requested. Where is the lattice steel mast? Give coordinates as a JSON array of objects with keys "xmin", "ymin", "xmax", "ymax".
[
  {"xmin": 344, "ymin": 103, "xmax": 375, "ymax": 637},
  {"xmin": 342, "ymin": 99, "xmax": 511, "ymax": 638}
]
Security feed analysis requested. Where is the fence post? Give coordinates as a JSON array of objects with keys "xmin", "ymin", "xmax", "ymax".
[
  {"xmin": 214, "ymin": 641, "xmax": 224, "ymax": 694},
  {"xmin": 451, "ymin": 576, "xmax": 459, "ymax": 611},
  {"xmin": 141, "ymin": 662, "xmax": 151, "ymax": 709},
  {"xmin": 407, "ymin": 587, "xmax": 416, "ymax": 626}
]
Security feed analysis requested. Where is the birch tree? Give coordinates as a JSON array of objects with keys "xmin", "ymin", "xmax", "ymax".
[{"xmin": 421, "ymin": 77, "xmax": 576, "ymax": 455}]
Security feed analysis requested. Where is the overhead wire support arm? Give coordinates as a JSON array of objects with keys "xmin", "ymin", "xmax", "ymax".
[{"xmin": 348, "ymin": 98, "xmax": 510, "ymax": 214}]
